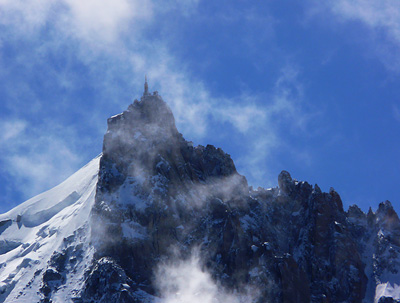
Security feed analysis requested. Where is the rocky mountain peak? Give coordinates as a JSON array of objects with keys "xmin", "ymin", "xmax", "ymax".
[
  {"xmin": 377, "ymin": 200, "xmax": 396, "ymax": 217},
  {"xmin": 98, "ymin": 92, "xmax": 245, "ymax": 199},
  {"xmin": 278, "ymin": 170, "xmax": 294, "ymax": 195},
  {"xmin": 376, "ymin": 200, "xmax": 400, "ymax": 230},
  {"xmin": 347, "ymin": 204, "xmax": 365, "ymax": 219},
  {"xmin": 88, "ymin": 89, "xmax": 384, "ymax": 303},
  {"xmin": 2, "ymin": 86, "xmax": 400, "ymax": 303},
  {"xmin": 104, "ymin": 93, "xmax": 179, "ymax": 155}
]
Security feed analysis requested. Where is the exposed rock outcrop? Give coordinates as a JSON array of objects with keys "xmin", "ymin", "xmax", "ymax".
[{"xmin": 84, "ymin": 91, "xmax": 400, "ymax": 302}]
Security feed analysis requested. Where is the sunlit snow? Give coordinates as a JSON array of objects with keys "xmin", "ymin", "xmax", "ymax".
[{"xmin": 0, "ymin": 156, "xmax": 100, "ymax": 302}]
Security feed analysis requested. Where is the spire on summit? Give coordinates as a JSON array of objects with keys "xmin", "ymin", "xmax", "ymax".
[{"xmin": 144, "ymin": 75, "xmax": 149, "ymax": 96}]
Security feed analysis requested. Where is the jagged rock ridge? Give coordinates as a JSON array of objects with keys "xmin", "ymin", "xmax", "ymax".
[
  {"xmin": 0, "ymin": 88, "xmax": 399, "ymax": 303},
  {"xmin": 87, "ymin": 90, "xmax": 400, "ymax": 303}
]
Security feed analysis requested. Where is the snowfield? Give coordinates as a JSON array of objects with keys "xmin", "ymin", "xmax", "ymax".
[{"xmin": 0, "ymin": 156, "xmax": 100, "ymax": 303}]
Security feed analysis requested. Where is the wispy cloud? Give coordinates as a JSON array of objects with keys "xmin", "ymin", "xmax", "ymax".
[
  {"xmin": 310, "ymin": 0, "xmax": 400, "ymax": 71},
  {"xmin": 0, "ymin": 0, "xmax": 312, "ymax": 207},
  {"xmin": 235, "ymin": 65, "xmax": 310, "ymax": 187},
  {"xmin": 61, "ymin": 0, "xmax": 152, "ymax": 42},
  {"xmin": 393, "ymin": 104, "xmax": 400, "ymax": 122},
  {"xmin": 155, "ymin": 248, "xmax": 259, "ymax": 303},
  {"xmin": 327, "ymin": 0, "xmax": 400, "ymax": 39},
  {"xmin": 0, "ymin": 119, "xmax": 27, "ymax": 141},
  {"xmin": 0, "ymin": 0, "xmax": 162, "ymax": 207},
  {"xmin": 0, "ymin": 118, "xmax": 82, "ymax": 201},
  {"xmin": 0, "ymin": 0, "xmax": 152, "ymax": 41}
]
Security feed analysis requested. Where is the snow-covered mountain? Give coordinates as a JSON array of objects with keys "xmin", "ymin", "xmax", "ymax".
[
  {"xmin": 0, "ymin": 88, "xmax": 399, "ymax": 303},
  {"xmin": 0, "ymin": 156, "xmax": 99, "ymax": 302}
]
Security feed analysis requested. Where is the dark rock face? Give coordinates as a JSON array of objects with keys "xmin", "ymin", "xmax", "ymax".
[
  {"xmin": 96, "ymin": 94, "xmax": 245, "ymax": 200},
  {"xmin": 82, "ymin": 92, "xmax": 400, "ymax": 302},
  {"xmin": 90, "ymin": 93, "xmax": 249, "ymax": 298},
  {"xmin": 79, "ymin": 257, "xmax": 138, "ymax": 303},
  {"xmin": 277, "ymin": 170, "xmax": 294, "ymax": 195},
  {"xmin": 38, "ymin": 227, "xmax": 89, "ymax": 303}
]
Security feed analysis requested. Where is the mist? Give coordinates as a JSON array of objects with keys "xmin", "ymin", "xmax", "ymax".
[{"xmin": 154, "ymin": 248, "xmax": 260, "ymax": 303}]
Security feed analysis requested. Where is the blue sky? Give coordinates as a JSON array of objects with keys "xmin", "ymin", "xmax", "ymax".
[{"xmin": 0, "ymin": 0, "xmax": 399, "ymax": 213}]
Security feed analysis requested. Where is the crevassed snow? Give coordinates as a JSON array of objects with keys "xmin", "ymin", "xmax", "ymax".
[{"xmin": 0, "ymin": 155, "xmax": 100, "ymax": 303}]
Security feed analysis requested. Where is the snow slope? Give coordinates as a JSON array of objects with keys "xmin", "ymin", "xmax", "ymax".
[{"xmin": 0, "ymin": 156, "xmax": 100, "ymax": 303}]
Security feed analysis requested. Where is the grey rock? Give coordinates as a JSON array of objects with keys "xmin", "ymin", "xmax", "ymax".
[{"xmin": 278, "ymin": 170, "xmax": 294, "ymax": 195}]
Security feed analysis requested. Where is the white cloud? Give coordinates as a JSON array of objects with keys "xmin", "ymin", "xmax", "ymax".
[
  {"xmin": 7, "ymin": 144, "xmax": 79, "ymax": 195},
  {"xmin": 213, "ymin": 99, "xmax": 267, "ymax": 134},
  {"xmin": 0, "ymin": 0, "xmax": 156, "ymax": 57},
  {"xmin": 0, "ymin": 119, "xmax": 27, "ymax": 141},
  {"xmin": 328, "ymin": 0, "xmax": 400, "ymax": 39},
  {"xmin": 237, "ymin": 137, "xmax": 278, "ymax": 188},
  {"xmin": 311, "ymin": 0, "xmax": 400, "ymax": 71},
  {"xmin": 61, "ymin": 0, "xmax": 154, "ymax": 44},
  {"xmin": 0, "ymin": 118, "xmax": 82, "ymax": 201},
  {"xmin": 155, "ymin": 248, "xmax": 259, "ymax": 303},
  {"xmin": 235, "ymin": 66, "xmax": 309, "ymax": 187},
  {"xmin": 0, "ymin": 0, "xmax": 200, "ymax": 45},
  {"xmin": 0, "ymin": 0, "xmax": 54, "ymax": 31},
  {"xmin": 393, "ymin": 104, "xmax": 400, "ymax": 122}
]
